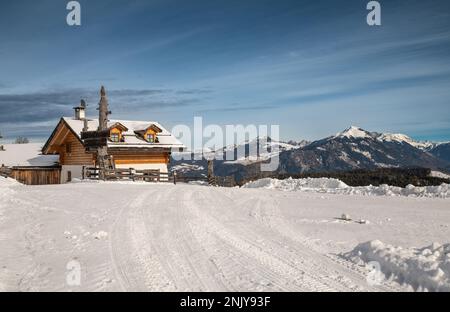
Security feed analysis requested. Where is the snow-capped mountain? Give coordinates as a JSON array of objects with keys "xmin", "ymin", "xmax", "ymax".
[
  {"xmin": 333, "ymin": 126, "xmax": 375, "ymax": 140},
  {"xmin": 220, "ymin": 136, "xmax": 308, "ymax": 165},
  {"xmin": 170, "ymin": 137, "xmax": 307, "ymax": 179},
  {"xmin": 332, "ymin": 126, "xmax": 438, "ymax": 150},
  {"xmin": 174, "ymin": 136, "xmax": 305, "ymax": 163},
  {"xmin": 377, "ymin": 133, "xmax": 436, "ymax": 150},
  {"xmin": 278, "ymin": 126, "xmax": 447, "ymax": 175},
  {"xmin": 169, "ymin": 127, "xmax": 450, "ymax": 182}
]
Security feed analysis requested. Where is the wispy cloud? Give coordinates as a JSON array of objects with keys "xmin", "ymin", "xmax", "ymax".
[{"xmin": 0, "ymin": 87, "xmax": 213, "ymax": 140}]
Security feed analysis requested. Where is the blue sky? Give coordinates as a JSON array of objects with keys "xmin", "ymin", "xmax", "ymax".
[{"xmin": 0, "ymin": 0, "xmax": 449, "ymax": 143}]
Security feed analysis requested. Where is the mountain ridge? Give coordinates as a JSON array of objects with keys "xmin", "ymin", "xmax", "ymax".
[{"xmin": 169, "ymin": 126, "xmax": 450, "ymax": 182}]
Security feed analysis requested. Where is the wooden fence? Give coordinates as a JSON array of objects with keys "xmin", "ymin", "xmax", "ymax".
[
  {"xmin": 0, "ymin": 166, "xmax": 11, "ymax": 178},
  {"xmin": 83, "ymin": 167, "xmax": 168, "ymax": 182},
  {"xmin": 82, "ymin": 166, "xmax": 235, "ymax": 187}
]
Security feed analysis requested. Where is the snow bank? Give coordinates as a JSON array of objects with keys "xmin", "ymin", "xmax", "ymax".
[
  {"xmin": 242, "ymin": 177, "xmax": 449, "ymax": 198},
  {"xmin": 188, "ymin": 180, "xmax": 209, "ymax": 186},
  {"xmin": 243, "ymin": 177, "xmax": 348, "ymax": 191},
  {"xmin": 0, "ymin": 177, "xmax": 19, "ymax": 208},
  {"xmin": 345, "ymin": 240, "xmax": 450, "ymax": 292},
  {"xmin": 0, "ymin": 176, "xmax": 19, "ymax": 187}
]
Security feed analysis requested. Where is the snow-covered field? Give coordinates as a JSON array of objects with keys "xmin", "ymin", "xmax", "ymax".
[{"xmin": 0, "ymin": 176, "xmax": 449, "ymax": 292}]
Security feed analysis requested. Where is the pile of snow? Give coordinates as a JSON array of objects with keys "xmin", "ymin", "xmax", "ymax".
[
  {"xmin": 243, "ymin": 177, "xmax": 449, "ymax": 198},
  {"xmin": 92, "ymin": 231, "xmax": 108, "ymax": 240},
  {"xmin": 345, "ymin": 240, "xmax": 450, "ymax": 292},
  {"xmin": 188, "ymin": 180, "xmax": 209, "ymax": 186},
  {"xmin": 170, "ymin": 163, "xmax": 204, "ymax": 173},
  {"xmin": 0, "ymin": 176, "xmax": 19, "ymax": 187},
  {"xmin": 0, "ymin": 176, "xmax": 20, "ymax": 203},
  {"xmin": 244, "ymin": 177, "xmax": 348, "ymax": 191}
]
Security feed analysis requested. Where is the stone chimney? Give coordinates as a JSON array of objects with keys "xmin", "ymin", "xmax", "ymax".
[{"xmin": 73, "ymin": 99, "xmax": 86, "ymax": 120}]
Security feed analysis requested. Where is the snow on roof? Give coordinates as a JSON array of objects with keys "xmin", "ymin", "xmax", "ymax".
[
  {"xmin": 62, "ymin": 117, "xmax": 185, "ymax": 149},
  {"xmin": 0, "ymin": 143, "xmax": 59, "ymax": 167}
]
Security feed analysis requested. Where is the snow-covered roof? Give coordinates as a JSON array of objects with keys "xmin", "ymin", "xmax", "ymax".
[
  {"xmin": 62, "ymin": 117, "xmax": 185, "ymax": 149},
  {"xmin": 0, "ymin": 143, "xmax": 59, "ymax": 167}
]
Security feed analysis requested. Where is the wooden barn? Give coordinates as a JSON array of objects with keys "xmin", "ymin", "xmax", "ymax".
[
  {"xmin": 8, "ymin": 167, "xmax": 61, "ymax": 185},
  {"xmin": 0, "ymin": 143, "xmax": 60, "ymax": 185}
]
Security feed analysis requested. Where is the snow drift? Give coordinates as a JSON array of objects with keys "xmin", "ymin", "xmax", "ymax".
[
  {"xmin": 243, "ymin": 177, "xmax": 348, "ymax": 190},
  {"xmin": 243, "ymin": 177, "xmax": 449, "ymax": 198},
  {"xmin": 345, "ymin": 240, "xmax": 450, "ymax": 292},
  {"xmin": 0, "ymin": 176, "xmax": 19, "ymax": 186}
]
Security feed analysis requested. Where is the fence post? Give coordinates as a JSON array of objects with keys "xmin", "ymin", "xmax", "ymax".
[
  {"xmin": 173, "ymin": 171, "xmax": 177, "ymax": 185},
  {"xmin": 208, "ymin": 160, "xmax": 215, "ymax": 186},
  {"xmin": 129, "ymin": 168, "xmax": 133, "ymax": 181}
]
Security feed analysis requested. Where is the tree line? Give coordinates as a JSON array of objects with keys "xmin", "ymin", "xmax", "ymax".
[{"xmin": 239, "ymin": 167, "xmax": 450, "ymax": 188}]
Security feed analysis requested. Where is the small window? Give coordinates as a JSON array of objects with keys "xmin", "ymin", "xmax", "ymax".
[
  {"xmin": 66, "ymin": 143, "xmax": 72, "ymax": 154},
  {"xmin": 147, "ymin": 134, "xmax": 154, "ymax": 143},
  {"xmin": 110, "ymin": 133, "xmax": 120, "ymax": 142}
]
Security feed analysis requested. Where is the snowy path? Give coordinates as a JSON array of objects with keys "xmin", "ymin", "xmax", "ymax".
[
  {"xmin": 1, "ymin": 180, "xmax": 449, "ymax": 291},
  {"xmin": 109, "ymin": 187, "xmax": 382, "ymax": 291}
]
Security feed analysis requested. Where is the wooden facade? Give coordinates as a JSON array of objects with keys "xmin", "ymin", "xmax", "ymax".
[
  {"xmin": 110, "ymin": 151, "xmax": 169, "ymax": 165},
  {"xmin": 10, "ymin": 167, "xmax": 61, "ymax": 185},
  {"xmin": 41, "ymin": 118, "xmax": 172, "ymax": 180},
  {"xmin": 59, "ymin": 131, "xmax": 95, "ymax": 165},
  {"xmin": 43, "ymin": 119, "xmax": 95, "ymax": 166}
]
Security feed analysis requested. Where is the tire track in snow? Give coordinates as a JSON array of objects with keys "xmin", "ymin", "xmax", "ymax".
[
  {"xmin": 190, "ymin": 189, "xmax": 350, "ymax": 291},
  {"xmin": 110, "ymin": 187, "xmax": 232, "ymax": 291},
  {"xmin": 181, "ymin": 191, "xmax": 303, "ymax": 291},
  {"xmin": 198, "ymin": 188, "xmax": 404, "ymax": 291},
  {"xmin": 139, "ymin": 188, "xmax": 231, "ymax": 291},
  {"xmin": 109, "ymin": 190, "xmax": 176, "ymax": 291},
  {"xmin": 139, "ymin": 189, "xmax": 205, "ymax": 291}
]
